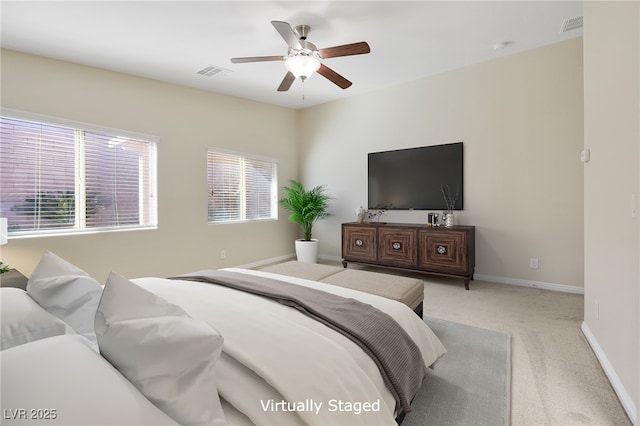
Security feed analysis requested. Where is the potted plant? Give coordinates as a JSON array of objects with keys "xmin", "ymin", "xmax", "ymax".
[{"xmin": 279, "ymin": 180, "xmax": 332, "ymax": 263}]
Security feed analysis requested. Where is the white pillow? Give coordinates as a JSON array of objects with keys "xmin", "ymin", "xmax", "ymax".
[
  {"xmin": 95, "ymin": 272, "xmax": 226, "ymax": 426},
  {"xmin": 1, "ymin": 334, "xmax": 179, "ymax": 425},
  {"xmin": 0, "ymin": 288, "xmax": 74, "ymax": 350},
  {"xmin": 26, "ymin": 251, "xmax": 102, "ymax": 350}
]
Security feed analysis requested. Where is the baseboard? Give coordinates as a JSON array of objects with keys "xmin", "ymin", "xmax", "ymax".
[
  {"xmin": 581, "ymin": 322, "xmax": 637, "ymax": 425},
  {"xmin": 474, "ymin": 274, "xmax": 584, "ymax": 295}
]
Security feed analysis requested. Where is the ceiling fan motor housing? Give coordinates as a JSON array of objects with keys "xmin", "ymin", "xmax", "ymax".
[{"xmin": 295, "ymin": 24, "xmax": 311, "ymax": 40}]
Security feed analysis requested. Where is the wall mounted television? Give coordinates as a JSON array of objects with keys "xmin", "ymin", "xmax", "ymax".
[{"xmin": 368, "ymin": 142, "xmax": 463, "ymax": 210}]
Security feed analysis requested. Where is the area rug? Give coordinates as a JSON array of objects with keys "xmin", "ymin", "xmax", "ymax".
[{"xmin": 403, "ymin": 316, "xmax": 511, "ymax": 426}]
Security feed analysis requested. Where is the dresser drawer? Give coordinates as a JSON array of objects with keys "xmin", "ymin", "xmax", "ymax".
[
  {"xmin": 342, "ymin": 225, "xmax": 377, "ymax": 263},
  {"xmin": 418, "ymin": 229, "xmax": 469, "ymax": 275},
  {"xmin": 378, "ymin": 227, "xmax": 418, "ymax": 267}
]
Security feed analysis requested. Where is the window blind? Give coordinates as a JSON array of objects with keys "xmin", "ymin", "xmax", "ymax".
[
  {"xmin": 0, "ymin": 115, "xmax": 157, "ymax": 236},
  {"xmin": 207, "ymin": 149, "xmax": 277, "ymax": 223}
]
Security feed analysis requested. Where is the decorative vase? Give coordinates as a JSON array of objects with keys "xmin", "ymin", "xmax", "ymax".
[
  {"xmin": 295, "ymin": 239, "xmax": 319, "ymax": 263},
  {"xmin": 445, "ymin": 213, "xmax": 454, "ymax": 227},
  {"xmin": 355, "ymin": 206, "xmax": 366, "ymax": 223}
]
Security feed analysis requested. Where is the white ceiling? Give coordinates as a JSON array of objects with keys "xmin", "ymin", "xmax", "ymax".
[{"xmin": 1, "ymin": 1, "xmax": 583, "ymax": 110}]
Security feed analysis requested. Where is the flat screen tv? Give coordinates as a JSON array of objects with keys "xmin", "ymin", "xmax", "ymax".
[{"xmin": 368, "ymin": 142, "xmax": 463, "ymax": 210}]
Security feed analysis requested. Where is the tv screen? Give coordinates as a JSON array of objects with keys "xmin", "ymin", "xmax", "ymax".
[{"xmin": 368, "ymin": 142, "xmax": 463, "ymax": 210}]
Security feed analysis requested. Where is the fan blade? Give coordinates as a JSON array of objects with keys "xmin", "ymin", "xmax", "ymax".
[
  {"xmin": 277, "ymin": 72, "xmax": 296, "ymax": 92},
  {"xmin": 319, "ymin": 42, "xmax": 370, "ymax": 59},
  {"xmin": 317, "ymin": 64, "xmax": 352, "ymax": 89},
  {"xmin": 231, "ymin": 55, "xmax": 284, "ymax": 64},
  {"xmin": 271, "ymin": 21, "xmax": 302, "ymax": 50}
]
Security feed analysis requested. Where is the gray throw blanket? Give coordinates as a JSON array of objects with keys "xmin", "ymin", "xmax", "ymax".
[{"xmin": 170, "ymin": 270, "xmax": 427, "ymax": 412}]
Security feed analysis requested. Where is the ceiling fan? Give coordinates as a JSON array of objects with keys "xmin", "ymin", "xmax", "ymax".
[{"xmin": 231, "ymin": 21, "xmax": 370, "ymax": 92}]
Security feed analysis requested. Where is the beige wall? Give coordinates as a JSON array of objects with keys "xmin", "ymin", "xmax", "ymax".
[
  {"xmin": 300, "ymin": 38, "xmax": 585, "ymax": 290},
  {"xmin": 0, "ymin": 40, "xmax": 586, "ymax": 291},
  {"xmin": 583, "ymin": 1, "xmax": 639, "ymax": 421},
  {"xmin": 0, "ymin": 49, "xmax": 301, "ymax": 281}
]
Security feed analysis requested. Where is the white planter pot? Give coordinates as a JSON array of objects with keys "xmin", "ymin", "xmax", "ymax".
[{"xmin": 295, "ymin": 239, "xmax": 319, "ymax": 263}]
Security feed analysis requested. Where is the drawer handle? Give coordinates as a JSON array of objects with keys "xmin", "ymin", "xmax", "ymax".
[
  {"xmin": 392, "ymin": 242, "xmax": 402, "ymax": 250},
  {"xmin": 437, "ymin": 245, "xmax": 447, "ymax": 254},
  {"xmin": 355, "ymin": 239, "xmax": 364, "ymax": 247}
]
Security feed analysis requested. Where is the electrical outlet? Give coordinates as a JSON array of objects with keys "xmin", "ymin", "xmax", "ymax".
[
  {"xmin": 220, "ymin": 250, "xmax": 226, "ymax": 260},
  {"xmin": 529, "ymin": 258, "xmax": 539, "ymax": 269}
]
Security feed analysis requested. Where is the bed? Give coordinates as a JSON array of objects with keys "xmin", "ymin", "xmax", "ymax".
[{"xmin": 1, "ymin": 252, "xmax": 446, "ymax": 425}]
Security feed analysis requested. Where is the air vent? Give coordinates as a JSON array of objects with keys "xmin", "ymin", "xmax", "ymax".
[
  {"xmin": 196, "ymin": 65, "xmax": 230, "ymax": 77},
  {"xmin": 560, "ymin": 16, "xmax": 583, "ymax": 33}
]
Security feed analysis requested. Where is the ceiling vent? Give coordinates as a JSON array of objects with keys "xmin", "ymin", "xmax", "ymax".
[
  {"xmin": 560, "ymin": 16, "xmax": 583, "ymax": 33},
  {"xmin": 196, "ymin": 65, "xmax": 230, "ymax": 77}
]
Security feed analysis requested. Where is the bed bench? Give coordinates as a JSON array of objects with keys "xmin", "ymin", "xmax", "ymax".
[{"xmin": 259, "ymin": 261, "xmax": 424, "ymax": 318}]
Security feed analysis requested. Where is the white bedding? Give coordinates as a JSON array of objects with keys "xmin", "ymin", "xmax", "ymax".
[{"xmin": 134, "ymin": 267, "xmax": 446, "ymax": 426}]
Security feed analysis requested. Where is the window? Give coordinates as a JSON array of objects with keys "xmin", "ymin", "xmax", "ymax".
[
  {"xmin": 0, "ymin": 111, "xmax": 157, "ymax": 237},
  {"xmin": 207, "ymin": 148, "xmax": 277, "ymax": 223}
]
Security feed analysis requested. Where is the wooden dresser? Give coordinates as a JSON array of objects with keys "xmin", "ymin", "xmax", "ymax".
[{"xmin": 342, "ymin": 222, "xmax": 476, "ymax": 289}]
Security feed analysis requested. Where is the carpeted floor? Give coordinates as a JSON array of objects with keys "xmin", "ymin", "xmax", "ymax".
[
  {"xmin": 419, "ymin": 278, "xmax": 632, "ymax": 426},
  {"xmin": 334, "ymin": 262, "xmax": 632, "ymax": 425},
  {"xmin": 404, "ymin": 317, "xmax": 511, "ymax": 426}
]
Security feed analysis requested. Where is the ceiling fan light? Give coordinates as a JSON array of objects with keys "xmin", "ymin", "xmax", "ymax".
[{"xmin": 284, "ymin": 55, "xmax": 321, "ymax": 80}]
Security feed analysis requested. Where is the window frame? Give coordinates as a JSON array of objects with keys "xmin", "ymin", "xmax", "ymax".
[
  {"xmin": 207, "ymin": 147, "xmax": 278, "ymax": 225},
  {"xmin": 1, "ymin": 109, "xmax": 159, "ymax": 239}
]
